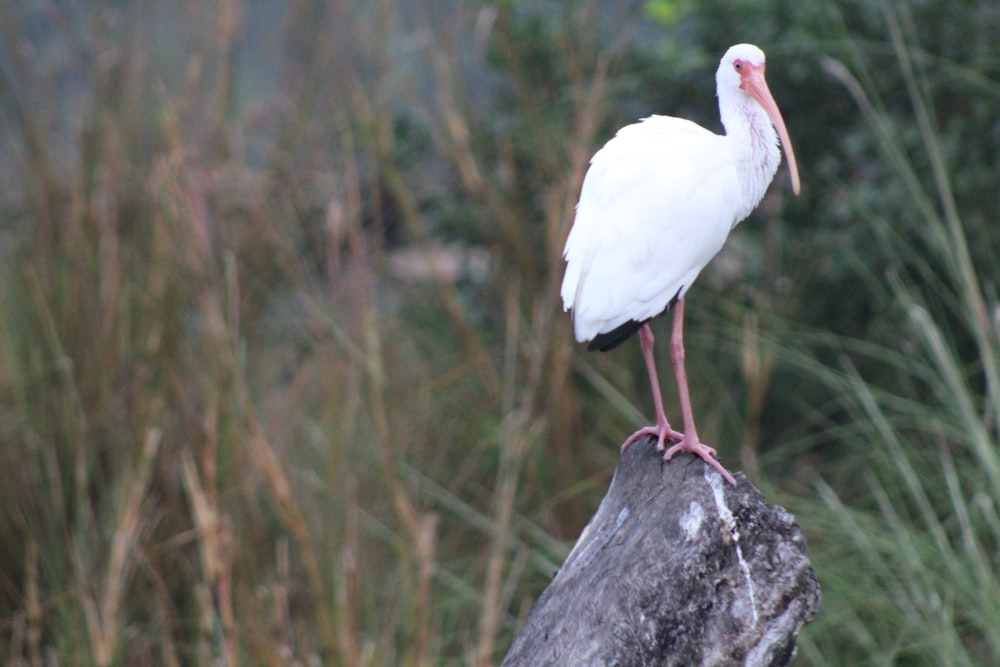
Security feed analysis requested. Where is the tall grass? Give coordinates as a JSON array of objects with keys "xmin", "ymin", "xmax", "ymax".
[
  {"xmin": 776, "ymin": 3, "xmax": 1000, "ymax": 663},
  {"xmin": 1, "ymin": 0, "xmax": 997, "ymax": 665},
  {"xmin": 0, "ymin": 1, "xmax": 613, "ymax": 664}
]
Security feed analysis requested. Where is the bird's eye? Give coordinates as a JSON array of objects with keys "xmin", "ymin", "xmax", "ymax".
[{"xmin": 734, "ymin": 62, "xmax": 742, "ymax": 71}]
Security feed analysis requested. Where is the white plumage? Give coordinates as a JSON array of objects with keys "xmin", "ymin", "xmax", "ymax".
[
  {"xmin": 562, "ymin": 116, "xmax": 744, "ymax": 342},
  {"xmin": 561, "ymin": 44, "xmax": 800, "ymax": 485}
]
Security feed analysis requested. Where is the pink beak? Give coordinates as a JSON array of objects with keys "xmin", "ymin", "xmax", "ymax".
[{"xmin": 742, "ymin": 65, "xmax": 801, "ymax": 195}]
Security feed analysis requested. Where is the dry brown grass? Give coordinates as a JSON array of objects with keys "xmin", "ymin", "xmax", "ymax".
[{"xmin": 0, "ymin": 1, "xmax": 626, "ymax": 664}]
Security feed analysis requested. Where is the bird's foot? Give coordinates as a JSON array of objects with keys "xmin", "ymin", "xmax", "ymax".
[
  {"xmin": 620, "ymin": 423, "xmax": 685, "ymax": 454},
  {"xmin": 664, "ymin": 438, "xmax": 737, "ymax": 486}
]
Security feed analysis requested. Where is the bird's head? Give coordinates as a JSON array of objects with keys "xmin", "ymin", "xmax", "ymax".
[
  {"xmin": 717, "ymin": 44, "xmax": 801, "ymax": 195},
  {"xmin": 717, "ymin": 44, "xmax": 767, "ymax": 92}
]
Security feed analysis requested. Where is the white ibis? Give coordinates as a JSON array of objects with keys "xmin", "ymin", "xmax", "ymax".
[{"xmin": 561, "ymin": 44, "xmax": 800, "ymax": 485}]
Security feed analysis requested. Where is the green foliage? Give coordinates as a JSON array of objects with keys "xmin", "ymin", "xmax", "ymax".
[
  {"xmin": 1, "ymin": 0, "xmax": 999, "ymax": 665},
  {"xmin": 645, "ymin": 0, "xmax": 689, "ymax": 26}
]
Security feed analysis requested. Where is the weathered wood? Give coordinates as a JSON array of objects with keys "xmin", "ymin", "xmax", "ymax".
[{"xmin": 502, "ymin": 438, "xmax": 820, "ymax": 667}]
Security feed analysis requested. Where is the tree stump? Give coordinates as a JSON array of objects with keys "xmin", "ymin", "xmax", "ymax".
[{"xmin": 502, "ymin": 438, "xmax": 820, "ymax": 667}]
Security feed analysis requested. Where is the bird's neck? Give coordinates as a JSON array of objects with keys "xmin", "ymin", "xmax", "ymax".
[{"xmin": 719, "ymin": 95, "xmax": 781, "ymax": 218}]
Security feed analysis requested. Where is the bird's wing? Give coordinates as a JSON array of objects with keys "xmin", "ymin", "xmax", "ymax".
[{"xmin": 561, "ymin": 116, "xmax": 743, "ymax": 342}]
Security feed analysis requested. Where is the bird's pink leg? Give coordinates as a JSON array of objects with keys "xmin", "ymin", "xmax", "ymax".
[
  {"xmin": 662, "ymin": 299, "xmax": 737, "ymax": 485},
  {"xmin": 621, "ymin": 324, "xmax": 685, "ymax": 453}
]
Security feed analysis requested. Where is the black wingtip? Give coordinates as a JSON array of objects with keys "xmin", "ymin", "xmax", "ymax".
[
  {"xmin": 588, "ymin": 320, "xmax": 646, "ymax": 352},
  {"xmin": 585, "ymin": 290, "xmax": 683, "ymax": 353}
]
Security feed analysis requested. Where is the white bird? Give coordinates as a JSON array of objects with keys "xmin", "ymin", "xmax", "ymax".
[{"xmin": 561, "ymin": 43, "xmax": 801, "ymax": 485}]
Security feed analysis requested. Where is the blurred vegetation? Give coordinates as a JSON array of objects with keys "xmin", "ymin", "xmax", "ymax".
[{"xmin": 1, "ymin": 0, "xmax": 998, "ymax": 665}]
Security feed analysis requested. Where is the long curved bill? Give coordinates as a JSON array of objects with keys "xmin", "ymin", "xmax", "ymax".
[{"xmin": 743, "ymin": 66, "xmax": 801, "ymax": 195}]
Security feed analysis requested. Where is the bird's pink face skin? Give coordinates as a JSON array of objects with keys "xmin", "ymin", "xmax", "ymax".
[{"xmin": 735, "ymin": 59, "xmax": 801, "ymax": 195}]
